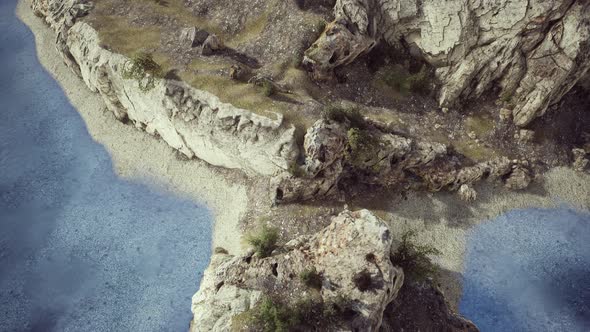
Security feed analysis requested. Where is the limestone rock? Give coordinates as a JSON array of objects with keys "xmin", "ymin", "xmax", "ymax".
[
  {"xmin": 201, "ymin": 34, "xmax": 223, "ymax": 56},
  {"xmin": 458, "ymin": 184, "xmax": 477, "ymax": 202},
  {"xmin": 305, "ymin": 0, "xmax": 590, "ymax": 126},
  {"xmin": 505, "ymin": 166, "xmax": 532, "ymax": 190},
  {"xmin": 303, "ymin": 119, "xmax": 348, "ymax": 176},
  {"xmin": 190, "ymin": 209, "xmax": 404, "ymax": 331},
  {"xmin": 572, "ymin": 148, "xmax": 589, "ymax": 172},
  {"xmin": 180, "ymin": 27, "xmax": 210, "ymax": 48}
]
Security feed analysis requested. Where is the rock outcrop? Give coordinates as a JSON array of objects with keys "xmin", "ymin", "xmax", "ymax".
[
  {"xmin": 273, "ymin": 118, "xmax": 521, "ymax": 203},
  {"xmin": 190, "ymin": 209, "xmax": 404, "ymax": 331},
  {"xmin": 31, "ymin": 0, "xmax": 299, "ymax": 176},
  {"xmin": 304, "ymin": 0, "xmax": 590, "ymax": 126}
]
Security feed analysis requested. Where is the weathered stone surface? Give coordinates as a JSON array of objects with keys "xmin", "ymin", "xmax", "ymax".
[
  {"xmin": 303, "ymin": 119, "xmax": 349, "ymax": 176},
  {"xmin": 572, "ymin": 148, "xmax": 589, "ymax": 172},
  {"xmin": 459, "ymin": 184, "xmax": 477, "ymax": 202},
  {"xmin": 305, "ymin": 0, "xmax": 590, "ymax": 126},
  {"xmin": 190, "ymin": 209, "xmax": 404, "ymax": 331},
  {"xmin": 180, "ymin": 27, "xmax": 210, "ymax": 48},
  {"xmin": 505, "ymin": 166, "xmax": 532, "ymax": 190},
  {"xmin": 32, "ymin": 0, "xmax": 299, "ymax": 176},
  {"xmin": 201, "ymin": 34, "xmax": 223, "ymax": 55}
]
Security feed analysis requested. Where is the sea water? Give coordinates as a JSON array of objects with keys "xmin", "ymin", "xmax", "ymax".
[
  {"xmin": 0, "ymin": 1, "xmax": 212, "ymax": 330},
  {"xmin": 460, "ymin": 207, "xmax": 590, "ymax": 331}
]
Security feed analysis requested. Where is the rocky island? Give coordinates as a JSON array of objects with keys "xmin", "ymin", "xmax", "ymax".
[{"xmin": 14, "ymin": 0, "xmax": 590, "ymax": 330}]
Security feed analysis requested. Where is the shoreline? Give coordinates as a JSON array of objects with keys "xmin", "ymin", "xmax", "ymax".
[
  {"xmin": 15, "ymin": 0, "xmax": 590, "ymax": 313},
  {"xmin": 16, "ymin": 0, "xmax": 249, "ymax": 255}
]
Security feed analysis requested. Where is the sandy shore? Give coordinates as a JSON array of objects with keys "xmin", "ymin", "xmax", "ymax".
[
  {"xmin": 372, "ymin": 166, "xmax": 590, "ymax": 306},
  {"xmin": 16, "ymin": 0, "xmax": 248, "ymax": 255}
]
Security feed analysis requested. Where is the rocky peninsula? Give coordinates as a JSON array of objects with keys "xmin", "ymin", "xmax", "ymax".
[{"xmin": 18, "ymin": 0, "xmax": 590, "ymax": 330}]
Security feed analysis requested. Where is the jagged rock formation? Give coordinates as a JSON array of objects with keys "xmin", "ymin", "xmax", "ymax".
[
  {"xmin": 31, "ymin": 0, "xmax": 299, "ymax": 176},
  {"xmin": 303, "ymin": 0, "xmax": 590, "ymax": 126},
  {"xmin": 190, "ymin": 209, "xmax": 404, "ymax": 331},
  {"xmin": 272, "ymin": 118, "xmax": 521, "ymax": 203}
]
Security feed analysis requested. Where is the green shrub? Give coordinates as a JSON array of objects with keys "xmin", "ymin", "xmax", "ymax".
[
  {"xmin": 247, "ymin": 225, "xmax": 279, "ymax": 258},
  {"xmin": 243, "ymin": 296, "xmax": 323, "ymax": 332},
  {"xmin": 122, "ymin": 52, "xmax": 163, "ymax": 92},
  {"xmin": 391, "ymin": 230, "xmax": 441, "ymax": 282},
  {"xmin": 322, "ymin": 106, "xmax": 366, "ymax": 129},
  {"xmin": 261, "ymin": 80, "xmax": 275, "ymax": 97},
  {"xmin": 346, "ymin": 128, "xmax": 378, "ymax": 168},
  {"xmin": 240, "ymin": 295, "xmax": 354, "ymax": 331},
  {"xmin": 407, "ymin": 66, "xmax": 430, "ymax": 94},
  {"xmin": 252, "ymin": 297, "xmax": 295, "ymax": 332},
  {"xmin": 299, "ymin": 267, "xmax": 322, "ymax": 289},
  {"xmin": 382, "ymin": 65, "xmax": 431, "ymax": 95}
]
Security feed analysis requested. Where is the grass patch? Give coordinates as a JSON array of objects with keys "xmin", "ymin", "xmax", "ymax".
[
  {"xmin": 322, "ymin": 106, "xmax": 366, "ymax": 129},
  {"xmin": 465, "ymin": 114, "xmax": 495, "ymax": 137},
  {"xmin": 260, "ymin": 80, "xmax": 275, "ymax": 97},
  {"xmin": 391, "ymin": 230, "xmax": 441, "ymax": 282},
  {"xmin": 122, "ymin": 52, "xmax": 164, "ymax": 91},
  {"xmin": 378, "ymin": 65, "xmax": 431, "ymax": 96},
  {"xmin": 246, "ymin": 225, "xmax": 279, "ymax": 258},
  {"xmin": 235, "ymin": 295, "xmax": 347, "ymax": 331},
  {"xmin": 346, "ymin": 127, "xmax": 379, "ymax": 168},
  {"xmin": 225, "ymin": 10, "xmax": 270, "ymax": 48}
]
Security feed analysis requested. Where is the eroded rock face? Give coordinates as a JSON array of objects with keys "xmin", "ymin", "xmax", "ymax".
[
  {"xmin": 273, "ymin": 119, "xmax": 520, "ymax": 203},
  {"xmin": 190, "ymin": 209, "xmax": 404, "ymax": 331},
  {"xmin": 305, "ymin": 0, "xmax": 590, "ymax": 126},
  {"xmin": 32, "ymin": 0, "xmax": 299, "ymax": 176}
]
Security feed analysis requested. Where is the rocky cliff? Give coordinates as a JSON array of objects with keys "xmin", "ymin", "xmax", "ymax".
[
  {"xmin": 303, "ymin": 0, "xmax": 590, "ymax": 126},
  {"xmin": 32, "ymin": 0, "xmax": 299, "ymax": 176},
  {"xmin": 190, "ymin": 209, "xmax": 404, "ymax": 331}
]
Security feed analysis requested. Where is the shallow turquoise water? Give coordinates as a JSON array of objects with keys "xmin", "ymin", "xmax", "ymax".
[
  {"xmin": 460, "ymin": 207, "xmax": 590, "ymax": 331},
  {"xmin": 0, "ymin": 1, "xmax": 212, "ymax": 331}
]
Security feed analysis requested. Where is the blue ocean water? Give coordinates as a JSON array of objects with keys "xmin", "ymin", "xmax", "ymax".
[
  {"xmin": 460, "ymin": 207, "xmax": 590, "ymax": 331},
  {"xmin": 0, "ymin": 1, "xmax": 212, "ymax": 331}
]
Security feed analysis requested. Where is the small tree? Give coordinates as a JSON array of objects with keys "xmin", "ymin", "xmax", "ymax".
[
  {"xmin": 247, "ymin": 225, "xmax": 279, "ymax": 258},
  {"xmin": 391, "ymin": 230, "xmax": 441, "ymax": 282}
]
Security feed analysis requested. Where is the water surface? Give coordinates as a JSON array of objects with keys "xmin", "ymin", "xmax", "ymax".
[
  {"xmin": 460, "ymin": 207, "xmax": 590, "ymax": 331},
  {"xmin": 0, "ymin": 1, "xmax": 212, "ymax": 331}
]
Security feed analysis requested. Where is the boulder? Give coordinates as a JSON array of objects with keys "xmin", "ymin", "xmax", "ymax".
[
  {"xmin": 458, "ymin": 184, "xmax": 477, "ymax": 202},
  {"xmin": 505, "ymin": 166, "xmax": 532, "ymax": 190},
  {"xmin": 201, "ymin": 34, "xmax": 223, "ymax": 56},
  {"xmin": 180, "ymin": 27, "xmax": 210, "ymax": 48},
  {"xmin": 189, "ymin": 209, "xmax": 404, "ymax": 331}
]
